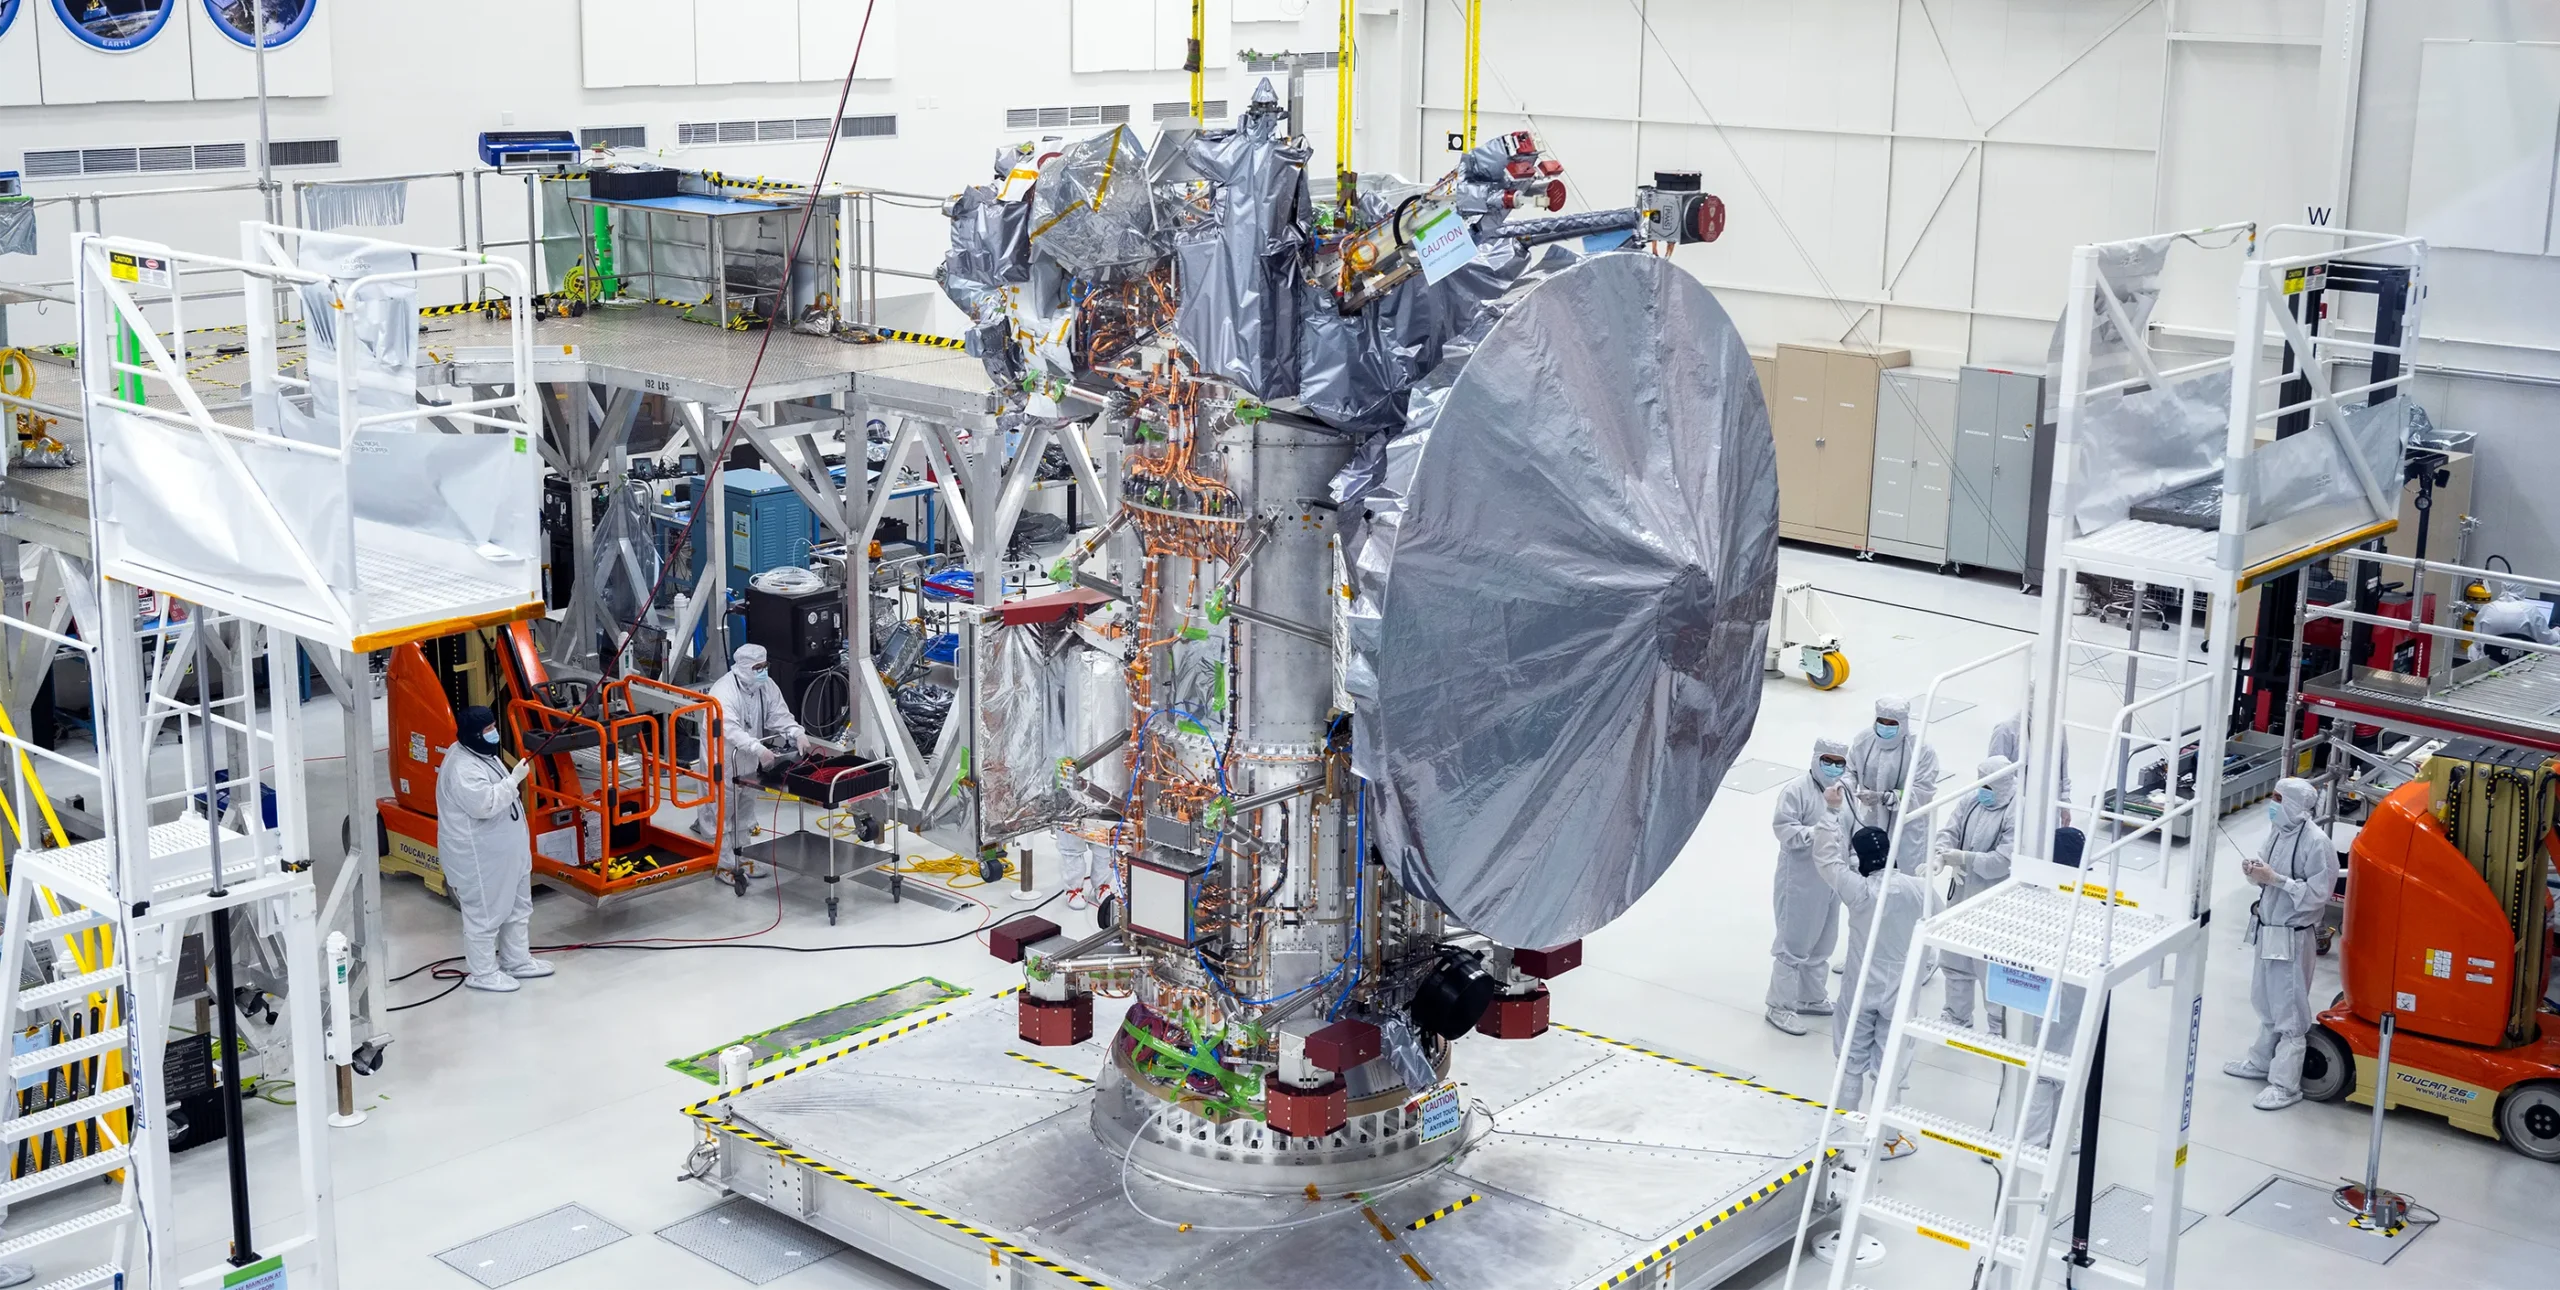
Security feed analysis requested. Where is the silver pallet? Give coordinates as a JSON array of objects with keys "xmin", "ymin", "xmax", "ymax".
[{"xmin": 684, "ymin": 994, "xmax": 1839, "ymax": 1290}]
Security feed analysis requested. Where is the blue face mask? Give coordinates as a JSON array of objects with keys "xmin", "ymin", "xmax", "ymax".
[
  {"xmin": 1817, "ymin": 762, "xmax": 1846, "ymax": 784},
  {"xmin": 478, "ymin": 729, "xmax": 502, "ymax": 750},
  {"xmin": 1977, "ymin": 787, "xmax": 1997, "ymax": 808},
  {"xmin": 1875, "ymin": 721, "xmax": 1901, "ymax": 742}
]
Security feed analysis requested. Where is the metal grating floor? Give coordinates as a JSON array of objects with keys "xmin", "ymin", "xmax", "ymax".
[
  {"xmin": 1926, "ymin": 880, "xmax": 2179, "ymax": 984},
  {"xmin": 1721, "ymin": 758, "xmax": 1802, "ymax": 794},
  {"xmin": 2050, "ymin": 1182, "xmax": 2207, "ymax": 1267},
  {"xmin": 2226, "ymin": 1174, "xmax": 2425, "ymax": 1266},
  {"xmin": 657, "ymin": 1197, "xmax": 847, "ymax": 1285},
  {"xmin": 433, "ymin": 1203, "xmax": 629, "ymax": 1287}
]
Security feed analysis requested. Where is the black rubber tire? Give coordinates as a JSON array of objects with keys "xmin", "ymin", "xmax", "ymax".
[
  {"xmin": 2302, "ymin": 1026, "xmax": 2355, "ymax": 1103},
  {"xmin": 2495, "ymin": 1081, "xmax": 2560, "ymax": 1163}
]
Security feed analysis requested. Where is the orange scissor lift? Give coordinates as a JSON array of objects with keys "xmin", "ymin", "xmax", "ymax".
[{"xmin": 379, "ymin": 620, "xmax": 728, "ymax": 909}]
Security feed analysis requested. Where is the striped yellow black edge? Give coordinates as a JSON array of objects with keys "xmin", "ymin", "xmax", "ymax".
[
  {"xmin": 1596, "ymin": 1154, "xmax": 1833, "ymax": 1289},
  {"xmin": 1405, "ymin": 1192, "xmax": 1480, "ymax": 1231},
  {"xmin": 871, "ymin": 327, "xmax": 968, "ymax": 352},
  {"xmin": 1003, "ymin": 1050, "xmax": 1095, "ymax": 1084},
  {"xmin": 1550, "ymin": 1024, "xmax": 1849, "ymax": 1115},
  {"xmin": 690, "ymin": 1111, "xmax": 1111, "ymax": 1288}
]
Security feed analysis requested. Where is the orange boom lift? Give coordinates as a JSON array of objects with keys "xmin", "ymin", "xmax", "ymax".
[
  {"xmin": 376, "ymin": 621, "xmax": 728, "ymax": 908},
  {"xmin": 2309, "ymin": 741, "xmax": 2560, "ymax": 1160}
]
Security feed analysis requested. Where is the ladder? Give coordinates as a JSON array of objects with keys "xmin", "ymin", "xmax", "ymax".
[
  {"xmin": 0, "ymin": 599, "xmax": 340, "ymax": 1288},
  {"xmin": 1785, "ymin": 221, "xmax": 2422, "ymax": 1287}
]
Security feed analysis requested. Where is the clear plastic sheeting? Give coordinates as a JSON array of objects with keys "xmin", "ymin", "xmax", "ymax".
[
  {"xmin": 591, "ymin": 480, "xmax": 664, "ymax": 627},
  {"xmin": 2246, "ymin": 394, "xmax": 2406, "ymax": 530},
  {"xmin": 92, "ymin": 405, "xmax": 353, "ymax": 630},
  {"xmin": 1173, "ymin": 86, "xmax": 1309, "ymax": 399},
  {"xmin": 1028, "ymin": 126, "xmax": 1165, "ymax": 281},
  {"xmin": 2050, "ymin": 236, "xmax": 2229, "ymax": 536},
  {"xmin": 0, "ymin": 201, "xmax": 34, "ymax": 257},
  {"xmin": 1339, "ymin": 251, "xmax": 1779, "ymax": 949},
  {"xmin": 977, "ymin": 621, "xmax": 1075, "ymax": 839},
  {"xmin": 301, "ymin": 181, "xmax": 410, "ymax": 231},
  {"xmin": 290, "ymin": 232, "xmax": 420, "ymax": 440},
  {"xmin": 1065, "ymin": 645, "xmax": 1130, "ymax": 798}
]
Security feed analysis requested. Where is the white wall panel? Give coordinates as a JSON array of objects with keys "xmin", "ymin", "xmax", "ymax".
[
  {"xmin": 2406, "ymin": 40, "xmax": 2560, "ymax": 257},
  {"xmin": 1637, "ymin": 0, "xmax": 1896, "ymax": 133},
  {"xmin": 1879, "ymin": 138, "xmax": 1981, "ymax": 312},
  {"xmin": 2151, "ymin": 41, "xmax": 2321, "ymax": 331},
  {"xmin": 582, "ymin": 0, "xmax": 695, "ymax": 89},
  {"xmin": 1972, "ymin": 141, "xmax": 2152, "ymax": 320},
  {"xmin": 1456, "ymin": 0, "xmax": 1641, "ymax": 122},
  {"xmin": 0, "ymin": 3, "xmax": 40, "ymax": 109},
  {"xmin": 1071, "ymin": 0, "xmax": 1153, "ymax": 73},
  {"xmin": 38, "ymin": 0, "xmax": 193, "ymax": 104},
  {"xmin": 696, "ymin": 0, "xmax": 797, "ymax": 85},
  {"xmin": 800, "ymin": 0, "xmax": 897, "ymax": 82},
  {"xmin": 188, "ymin": 0, "xmax": 331, "ymax": 101}
]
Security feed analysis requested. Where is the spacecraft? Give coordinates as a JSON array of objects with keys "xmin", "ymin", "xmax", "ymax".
[{"xmin": 688, "ymin": 85, "xmax": 1824, "ymax": 1289}]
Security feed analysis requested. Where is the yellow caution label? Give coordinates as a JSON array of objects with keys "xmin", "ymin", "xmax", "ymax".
[
  {"xmin": 1916, "ymin": 1224, "xmax": 1973, "ymax": 1251},
  {"xmin": 1945, "ymin": 1036, "xmax": 2028, "ymax": 1068},
  {"xmin": 1918, "ymin": 1127, "xmax": 2004, "ymax": 1160},
  {"xmin": 2175, "ymin": 1143, "xmax": 2188, "ymax": 1168},
  {"xmin": 2059, "ymin": 881, "xmax": 2139, "ymax": 908}
]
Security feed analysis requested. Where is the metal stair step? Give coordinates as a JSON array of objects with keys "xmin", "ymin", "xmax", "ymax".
[
  {"xmin": 1860, "ymin": 1195, "xmax": 2031, "ymax": 1266},
  {"xmin": 8, "ymin": 1026, "xmax": 126, "ymax": 1080},
  {"xmin": 0, "ymin": 1204, "xmax": 136, "ymax": 1260},
  {"xmin": 1901, "ymin": 1015, "xmax": 2061, "ymax": 1072},
  {"xmin": 19, "ymin": 966, "xmax": 125, "ymax": 1011},
  {"xmin": 27, "ymin": 1266, "xmax": 125, "ymax": 1290},
  {"xmin": 1877, "ymin": 1102, "xmax": 2050, "ymax": 1173},
  {"xmin": 0, "ymin": 1087, "xmax": 136, "ymax": 1145},
  {"xmin": 27, "ymin": 908, "xmax": 110, "ymax": 939},
  {"xmin": 0, "ymin": 1146, "xmax": 130, "ymax": 1204}
]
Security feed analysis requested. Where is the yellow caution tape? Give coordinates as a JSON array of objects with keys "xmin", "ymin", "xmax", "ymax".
[
  {"xmin": 1405, "ymin": 1192, "xmax": 1480, "ymax": 1231},
  {"xmin": 870, "ymin": 328, "xmax": 967, "ymax": 352},
  {"xmin": 1598, "ymin": 1155, "xmax": 1832, "ymax": 1288},
  {"xmin": 1002, "ymin": 1050, "xmax": 1095, "ymax": 1084}
]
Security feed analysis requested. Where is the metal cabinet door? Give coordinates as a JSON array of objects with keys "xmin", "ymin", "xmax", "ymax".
[
  {"xmin": 1869, "ymin": 374, "xmax": 1917, "ymax": 545},
  {"xmin": 1902, "ymin": 372, "xmax": 1956, "ymax": 556},
  {"xmin": 1988, "ymin": 371, "xmax": 2041, "ymax": 573},
  {"xmin": 1949, "ymin": 367, "xmax": 2000, "ymax": 567}
]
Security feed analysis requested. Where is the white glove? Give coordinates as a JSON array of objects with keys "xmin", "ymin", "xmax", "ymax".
[
  {"xmin": 1823, "ymin": 783, "xmax": 1846, "ymax": 809},
  {"xmin": 757, "ymin": 746, "xmax": 778, "ymax": 770},
  {"xmin": 503, "ymin": 758, "xmax": 533, "ymax": 788}
]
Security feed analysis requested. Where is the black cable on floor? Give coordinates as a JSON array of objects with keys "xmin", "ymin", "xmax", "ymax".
[{"xmin": 379, "ymin": 890, "xmax": 1062, "ymax": 1012}]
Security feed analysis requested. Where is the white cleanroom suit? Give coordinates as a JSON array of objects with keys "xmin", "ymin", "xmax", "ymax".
[
  {"xmin": 699, "ymin": 643, "xmax": 806, "ymax": 870},
  {"xmin": 435, "ymin": 707, "xmax": 551, "ymax": 992},
  {"xmin": 1849, "ymin": 695, "xmax": 1939, "ymax": 871},
  {"xmin": 1936, "ymin": 756, "xmax": 2019, "ymax": 1031},
  {"xmin": 1767, "ymin": 739, "xmax": 1851, "ymax": 1033},
  {"xmin": 1814, "ymin": 824, "xmax": 1927, "ymax": 1114},
  {"xmin": 2223, "ymin": 777, "xmax": 2339, "ymax": 1110}
]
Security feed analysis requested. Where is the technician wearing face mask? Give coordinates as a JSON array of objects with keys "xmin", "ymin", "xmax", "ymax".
[
  {"xmin": 1812, "ymin": 825, "xmax": 1925, "ymax": 1155},
  {"xmin": 435, "ymin": 706, "xmax": 552, "ymax": 993},
  {"xmin": 697, "ymin": 643, "xmax": 808, "ymax": 872},
  {"xmin": 2224, "ymin": 777, "xmax": 2338, "ymax": 1110},
  {"xmin": 1987, "ymin": 709, "xmax": 2070, "ymax": 829},
  {"xmin": 1935, "ymin": 756, "xmax": 2019, "ymax": 1033},
  {"xmin": 1848, "ymin": 696, "xmax": 1939, "ymax": 870},
  {"xmin": 1766, "ymin": 739, "xmax": 1853, "ymax": 1035}
]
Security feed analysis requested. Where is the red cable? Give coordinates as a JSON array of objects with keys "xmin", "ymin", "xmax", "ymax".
[{"xmin": 607, "ymin": 0, "xmax": 882, "ymax": 673}]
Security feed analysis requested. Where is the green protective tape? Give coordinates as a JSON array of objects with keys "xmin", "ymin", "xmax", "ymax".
[{"xmin": 667, "ymin": 976, "xmax": 972, "ymax": 1084}]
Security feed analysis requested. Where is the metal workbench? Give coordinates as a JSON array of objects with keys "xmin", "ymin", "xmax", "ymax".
[{"xmin": 685, "ymin": 992, "xmax": 1838, "ymax": 1290}]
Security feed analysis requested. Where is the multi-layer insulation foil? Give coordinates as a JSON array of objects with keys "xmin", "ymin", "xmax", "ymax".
[
  {"xmin": 940, "ymin": 184, "xmax": 1032, "ymax": 316},
  {"xmin": 976, "ymin": 621, "xmax": 1076, "ymax": 838},
  {"xmin": 1338, "ymin": 250, "xmax": 1779, "ymax": 949},
  {"xmin": 1173, "ymin": 89, "xmax": 1310, "ymax": 399},
  {"xmin": 1028, "ymin": 126, "xmax": 1165, "ymax": 281}
]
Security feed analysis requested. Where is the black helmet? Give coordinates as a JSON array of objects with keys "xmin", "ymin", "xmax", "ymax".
[{"xmin": 1851, "ymin": 826, "xmax": 1891, "ymax": 876}]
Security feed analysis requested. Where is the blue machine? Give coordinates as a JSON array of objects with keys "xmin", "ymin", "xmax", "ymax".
[
  {"xmin": 477, "ymin": 131, "xmax": 581, "ymax": 172},
  {"xmin": 723, "ymin": 468, "xmax": 817, "ymax": 595}
]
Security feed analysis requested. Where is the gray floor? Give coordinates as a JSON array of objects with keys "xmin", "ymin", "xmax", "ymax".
[{"xmin": 95, "ymin": 545, "xmax": 2560, "ymax": 1288}]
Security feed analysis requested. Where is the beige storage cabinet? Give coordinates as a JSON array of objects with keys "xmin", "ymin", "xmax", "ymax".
[
  {"xmin": 1772, "ymin": 342, "xmax": 1909, "ymax": 550},
  {"xmin": 1867, "ymin": 367, "xmax": 1958, "ymax": 566}
]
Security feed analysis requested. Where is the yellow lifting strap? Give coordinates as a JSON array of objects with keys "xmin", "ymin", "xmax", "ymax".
[{"xmin": 1462, "ymin": 0, "xmax": 1483, "ymax": 150}]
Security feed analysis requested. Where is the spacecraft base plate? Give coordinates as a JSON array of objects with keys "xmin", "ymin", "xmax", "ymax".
[{"xmin": 685, "ymin": 991, "xmax": 1842, "ymax": 1290}]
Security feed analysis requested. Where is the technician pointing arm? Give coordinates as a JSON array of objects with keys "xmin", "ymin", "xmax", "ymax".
[{"xmin": 1766, "ymin": 739, "xmax": 1851, "ymax": 1036}]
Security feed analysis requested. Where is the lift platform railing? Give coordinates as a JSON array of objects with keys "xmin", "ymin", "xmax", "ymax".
[
  {"xmin": 613, "ymin": 675, "xmax": 725, "ymax": 814},
  {"xmin": 73, "ymin": 223, "xmax": 541, "ymax": 654}
]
